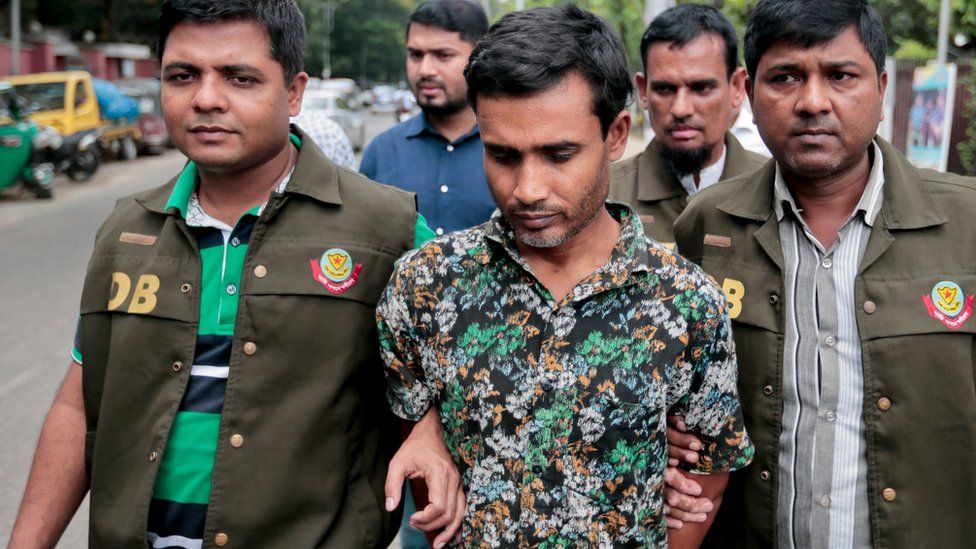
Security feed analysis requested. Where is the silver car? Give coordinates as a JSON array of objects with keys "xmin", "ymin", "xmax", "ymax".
[{"xmin": 300, "ymin": 90, "xmax": 366, "ymax": 151}]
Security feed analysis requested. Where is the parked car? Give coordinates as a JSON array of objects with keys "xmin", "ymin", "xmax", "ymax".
[
  {"xmin": 369, "ymin": 84, "xmax": 398, "ymax": 114},
  {"xmin": 4, "ymin": 71, "xmax": 142, "ymax": 165},
  {"xmin": 319, "ymin": 78, "xmax": 363, "ymax": 110},
  {"xmin": 0, "ymin": 82, "xmax": 55, "ymax": 198},
  {"xmin": 299, "ymin": 90, "xmax": 366, "ymax": 151},
  {"xmin": 116, "ymin": 78, "xmax": 169, "ymax": 155}
]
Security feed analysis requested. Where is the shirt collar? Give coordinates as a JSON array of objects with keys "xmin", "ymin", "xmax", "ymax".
[
  {"xmin": 678, "ymin": 145, "xmax": 728, "ymax": 197},
  {"xmin": 773, "ymin": 141, "xmax": 886, "ymax": 226},
  {"xmin": 479, "ymin": 202, "xmax": 652, "ymax": 294},
  {"xmin": 405, "ymin": 112, "xmax": 480, "ymax": 144},
  {"xmin": 165, "ymin": 133, "xmax": 301, "ymax": 218}
]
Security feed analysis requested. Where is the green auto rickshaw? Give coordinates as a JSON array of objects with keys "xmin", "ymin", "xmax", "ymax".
[{"xmin": 0, "ymin": 82, "xmax": 55, "ymax": 199}]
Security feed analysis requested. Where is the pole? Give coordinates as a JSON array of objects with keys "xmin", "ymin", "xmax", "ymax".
[
  {"xmin": 515, "ymin": 0, "xmax": 524, "ymax": 10},
  {"xmin": 11, "ymin": 0, "xmax": 21, "ymax": 74},
  {"xmin": 322, "ymin": 0, "xmax": 350, "ymax": 80},
  {"xmin": 482, "ymin": 0, "xmax": 490, "ymax": 18},
  {"xmin": 936, "ymin": 0, "xmax": 951, "ymax": 64}
]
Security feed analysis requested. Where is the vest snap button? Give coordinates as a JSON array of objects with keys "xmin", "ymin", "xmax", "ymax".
[
  {"xmin": 763, "ymin": 385, "xmax": 774, "ymax": 396},
  {"xmin": 180, "ymin": 283, "xmax": 192, "ymax": 293},
  {"xmin": 254, "ymin": 265, "xmax": 268, "ymax": 278},
  {"xmin": 243, "ymin": 342, "xmax": 257, "ymax": 356},
  {"xmin": 882, "ymin": 487, "xmax": 896, "ymax": 501},
  {"xmin": 760, "ymin": 470, "xmax": 770, "ymax": 481},
  {"xmin": 215, "ymin": 532, "xmax": 229, "ymax": 546},
  {"xmin": 172, "ymin": 361, "xmax": 183, "ymax": 372},
  {"xmin": 863, "ymin": 300, "xmax": 877, "ymax": 314},
  {"xmin": 230, "ymin": 434, "xmax": 244, "ymax": 448},
  {"xmin": 877, "ymin": 397, "xmax": 891, "ymax": 411}
]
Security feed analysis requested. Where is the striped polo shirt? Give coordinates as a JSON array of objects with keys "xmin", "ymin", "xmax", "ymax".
[
  {"xmin": 773, "ymin": 142, "xmax": 885, "ymax": 549},
  {"xmin": 72, "ymin": 135, "xmax": 433, "ymax": 548}
]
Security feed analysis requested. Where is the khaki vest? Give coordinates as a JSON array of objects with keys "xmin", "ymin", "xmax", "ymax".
[
  {"xmin": 675, "ymin": 138, "xmax": 976, "ymax": 548},
  {"xmin": 79, "ymin": 131, "xmax": 416, "ymax": 548},
  {"xmin": 609, "ymin": 131, "xmax": 767, "ymax": 247}
]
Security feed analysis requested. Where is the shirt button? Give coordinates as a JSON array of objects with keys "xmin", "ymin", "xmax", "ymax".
[
  {"xmin": 821, "ymin": 258, "xmax": 833, "ymax": 269},
  {"xmin": 863, "ymin": 300, "xmax": 877, "ymax": 314},
  {"xmin": 180, "ymin": 283, "xmax": 192, "ymax": 293},
  {"xmin": 446, "ymin": 144, "xmax": 455, "ymax": 152},
  {"xmin": 824, "ymin": 410, "xmax": 836, "ymax": 422},
  {"xmin": 769, "ymin": 293, "xmax": 779, "ymax": 305},
  {"xmin": 243, "ymin": 341, "xmax": 257, "ymax": 356},
  {"xmin": 226, "ymin": 284, "xmax": 237, "ymax": 295},
  {"xmin": 759, "ymin": 470, "xmax": 770, "ymax": 481},
  {"xmin": 230, "ymin": 433, "xmax": 244, "ymax": 448},
  {"xmin": 763, "ymin": 385, "xmax": 774, "ymax": 396},
  {"xmin": 172, "ymin": 361, "xmax": 183, "ymax": 373},
  {"xmin": 149, "ymin": 451, "xmax": 158, "ymax": 462},
  {"xmin": 230, "ymin": 236, "xmax": 241, "ymax": 247},
  {"xmin": 254, "ymin": 265, "xmax": 268, "ymax": 278},
  {"xmin": 877, "ymin": 397, "xmax": 892, "ymax": 411},
  {"xmin": 882, "ymin": 487, "xmax": 897, "ymax": 502},
  {"xmin": 819, "ymin": 495, "xmax": 831, "ymax": 508},
  {"xmin": 214, "ymin": 532, "xmax": 229, "ymax": 546},
  {"xmin": 440, "ymin": 184, "xmax": 449, "ymax": 193},
  {"xmin": 435, "ymin": 227, "xmax": 444, "ymax": 236},
  {"xmin": 824, "ymin": 335, "xmax": 836, "ymax": 347}
]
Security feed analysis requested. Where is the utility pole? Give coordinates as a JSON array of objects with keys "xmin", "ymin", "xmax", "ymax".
[
  {"xmin": 322, "ymin": 0, "xmax": 350, "ymax": 80},
  {"xmin": 936, "ymin": 0, "xmax": 951, "ymax": 64},
  {"xmin": 515, "ymin": 0, "xmax": 524, "ymax": 10},
  {"xmin": 11, "ymin": 0, "xmax": 21, "ymax": 74}
]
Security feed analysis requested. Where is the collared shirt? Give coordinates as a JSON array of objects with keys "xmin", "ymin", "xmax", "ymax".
[
  {"xmin": 773, "ymin": 142, "xmax": 885, "ymax": 549},
  {"xmin": 678, "ymin": 145, "xmax": 727, "ymax": 197},
  {"xmin": 377, "ymin": 203, "xmax": 754, "ymax": 547},
  {"xmin": 359, "ymin": 112, "xmax": 495, "ymax": 236},
  {"xmin": 291, "ymin": 112, "xmax": 356, "ymax": 169}
]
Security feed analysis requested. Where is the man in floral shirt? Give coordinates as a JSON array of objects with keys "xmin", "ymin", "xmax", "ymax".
[{"xmin": 377, "ymin": 5, "xmax": 753, "ymax": 547}]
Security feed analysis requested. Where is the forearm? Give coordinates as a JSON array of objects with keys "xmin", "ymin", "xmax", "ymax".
[
  {"xmin": 667, "ymin": 470, "xmax": 728, "ymax": 549},
  {"xmin": 8, "ymin": 364, "xmax": 89, "ymax": 549}
]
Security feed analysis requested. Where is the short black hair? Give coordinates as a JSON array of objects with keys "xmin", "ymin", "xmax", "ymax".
[
  {"xmin": 744, "ymin": 0, "xmax": 887, "ymax": 81},
  {"xmin": 464, "ymin": 4, "xmax": 632, "ymax": 137},
  {"xmin": 158, "ymin": 0, "xmax": 307, "ymax": 83},
  {"xmin": 640, "ymin": 4, "xmax": 739, "ymax": 78},
  {"xmin": 408, "ymin": 0, "xmax": 489, "ymax": 45}
]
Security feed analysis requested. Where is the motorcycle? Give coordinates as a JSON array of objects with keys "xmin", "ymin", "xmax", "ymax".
[{"xmin": 32, "ymin": 124, "xmax": 101, "ymax": 182}]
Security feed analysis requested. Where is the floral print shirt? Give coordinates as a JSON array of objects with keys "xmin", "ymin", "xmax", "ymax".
[{"xmin": 377, "ymin": 203, "xmax": 754, "ymax": 547}]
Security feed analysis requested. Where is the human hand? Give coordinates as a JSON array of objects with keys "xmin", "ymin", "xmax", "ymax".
[
  {"xmin": 667, "ymin": 415, "xmax": 702, "ymax": 467},
  {"xmin": 385, "ymin": 411, "xmax": 465, "ymax": 548},
  {"xmin": 664, "ymin": 466, "xmax": 712, "ymax": 529}
]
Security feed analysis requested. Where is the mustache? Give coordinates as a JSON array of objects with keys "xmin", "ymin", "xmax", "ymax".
[
  {"xmin": 507, "ymin": 202, "xmax": 561, "ymax": 216},
  {"xmin": 415, "ymin": 76, "xmax": 444, "ymax": 87},
  {"xmin": 789, "ymin": 117, "xmax": 840, "ymax": 135}
]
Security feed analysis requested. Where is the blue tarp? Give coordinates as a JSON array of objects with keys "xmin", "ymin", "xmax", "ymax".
[{"xmin": 92, "ymin": 78, "xmax": 139, "ymax": 123}]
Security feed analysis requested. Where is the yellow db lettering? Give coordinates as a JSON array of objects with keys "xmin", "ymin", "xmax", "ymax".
[
  {"xmin": 722, "ymin": 278, "xmax": 745, "ymax": 319},
  {"xmin": 108, "ymin": 272, "xmax": 131, "ymax": 311},
  {"xmin": 127, "ymin": 275, "xmax": 160, "ymax": 314}
]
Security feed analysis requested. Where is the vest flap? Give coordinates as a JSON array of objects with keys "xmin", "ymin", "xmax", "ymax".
[
  {"xmin": 859, "ymin": 274, "xmax": 976, "ymax": 338},
  {"xmin": 244, "ymin": 242, "xmax": 400, "ymax": 306},
  {"xmin": 79, "ymin": 253, "xmax": 196, "ymax": 322}
]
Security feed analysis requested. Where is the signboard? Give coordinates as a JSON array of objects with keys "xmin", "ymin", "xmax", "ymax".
[{"xmin": 906, "ymin": 63, "xmax": 956, "ymax": 171}]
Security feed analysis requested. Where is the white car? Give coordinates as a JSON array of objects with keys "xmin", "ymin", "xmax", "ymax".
[{"xmin": 299, "ymin": 90, "xmax": 366, "ymax": 151}]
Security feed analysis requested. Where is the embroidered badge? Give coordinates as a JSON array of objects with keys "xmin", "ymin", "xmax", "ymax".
[
  {"xmin": 310, "ymin": 248, "xmax": 363, "ymax": 294},
  {"xmin": 922, "ymin": 280, "xmax": 974, "ymax": 330}
]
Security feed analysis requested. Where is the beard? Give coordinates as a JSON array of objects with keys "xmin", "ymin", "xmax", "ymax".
[
  {"xmin": 413, "ymin": 78, "xmax": 468, "ymax": 118},
  {"xmin": 498, "ymin": 158, "xmax": 610, "ymax": 249},
  {"xmin": 418, "ymin": 96, "xmax": 468, "ymax": 118},
  {"xmin": 660, "ymin": 143, "xmax": 714, "ymax": 176}
]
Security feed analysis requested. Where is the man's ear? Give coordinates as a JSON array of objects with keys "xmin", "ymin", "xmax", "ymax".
[
  {"xmin": 287, "ymin": 71, "xmax": 310, "ymax": 117},
  {"xmin": 606, "ymin": 109, "xmax": 632, "ymax": 162},
  {"xmin": 878, "ymin": 70, "xmax": 889, "ymax": 121},
  {"xmin": 635, "ymin": 72, "xmax": 649, "ymax": 111},
  {"xmin": 730, "ymin": 66, "xmax": 747, "ymax": 111}
]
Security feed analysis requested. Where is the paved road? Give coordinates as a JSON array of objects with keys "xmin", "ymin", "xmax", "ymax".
[{"xmin": 0, "ymin": 112, "xmax": 396, "ymax": 546}]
